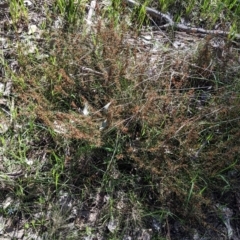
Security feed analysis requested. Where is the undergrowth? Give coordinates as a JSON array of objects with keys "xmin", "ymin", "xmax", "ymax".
[{"xmin": 1, "ymin": 0, "xmax": 240, "ymax": 239}]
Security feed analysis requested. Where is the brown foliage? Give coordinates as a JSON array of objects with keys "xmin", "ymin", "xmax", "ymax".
[{"xmin": 14, "ymin": 18, "xmax": 240, "ymax": 228}]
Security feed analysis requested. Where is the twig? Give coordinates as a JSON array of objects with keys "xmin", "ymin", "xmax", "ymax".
[
  {"xmin": 6, "ymin": 170, "xmax": 24, "ymax": 179},
  {"xmin": 123, "ymin": 0, "xmax": 240, "ymax": 40},
  {"xmin": 86, "ymin": 0, "xmax": 97, "ymax": 33},
  {"xmin": 166, "ymin": 217, "xmax": 171, "ymax": 240},
  {"xmin": 80, "ymin": 66, "xmax": 104, "ymax": 76}
]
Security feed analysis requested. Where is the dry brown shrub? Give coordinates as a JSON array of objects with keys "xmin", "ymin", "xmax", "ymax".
[{"xmin": 13, "ymin": 16, "xmax": 240, "ymax": 229}]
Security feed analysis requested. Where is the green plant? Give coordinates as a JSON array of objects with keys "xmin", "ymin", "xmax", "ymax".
[
  {"xmin": 55, "ymin": 0, "xmax": 84, "ymax": 26},
  {"xmin": 158, "ymin": 0, "xmax": 175, "ymax": 12},
  {"xmin": 9, "ymin": 0, "xmax": 28, "ymax": 25}
]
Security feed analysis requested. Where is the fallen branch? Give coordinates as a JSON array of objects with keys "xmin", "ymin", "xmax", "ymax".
[
  {"xmin": 86, "ymin": 0, "xmax": 97, "ymax": 33},
  {"xmin": 123, "ymin": 0, "xmax": 240, "ymax": 40}
]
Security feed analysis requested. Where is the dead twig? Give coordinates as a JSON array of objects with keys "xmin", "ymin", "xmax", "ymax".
[
  {"xmin": 123, "ymin": 0, "xmax": 240, "ymax": 40},
  {"xmin": 80, "ymin": 66, "xmax": 104, "ymax": 76},
  {"xmin": 86, "ymin": 0, "xmax": 97, "ymax": 33}
]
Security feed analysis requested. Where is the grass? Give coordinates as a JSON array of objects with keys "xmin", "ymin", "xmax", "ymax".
[
  {"xmin": 9, "ymin": 0, "xmax": 28, "ymax": 25},
  {"xmin": 0, "ymin": 0, "xmax": 240, "ymax": 239}
]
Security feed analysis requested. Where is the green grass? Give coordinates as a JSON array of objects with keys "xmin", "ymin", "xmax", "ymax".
[
  {"xmin": 1, "ymin": 0, "xmax": 240, "ymax": 239},
  {"xmin": 55, "ymin": 0, "xmax": 84, "ymax": 26},
  {"xmin": 9, "ymin": 0, "xmax": 28, "ymax": 25}
]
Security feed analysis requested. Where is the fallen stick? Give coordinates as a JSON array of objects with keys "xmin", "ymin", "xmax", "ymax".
[
  {"xmin": 123, "ymin": 0, "xmax": 240, "ymax": 40},
  {"xmin": 86, "ymin": 0, "xmax": 97, "ymax": 33},
  {"xmin": 80, "ymin": 66, "xmax": 104, "ymax": 76}
]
